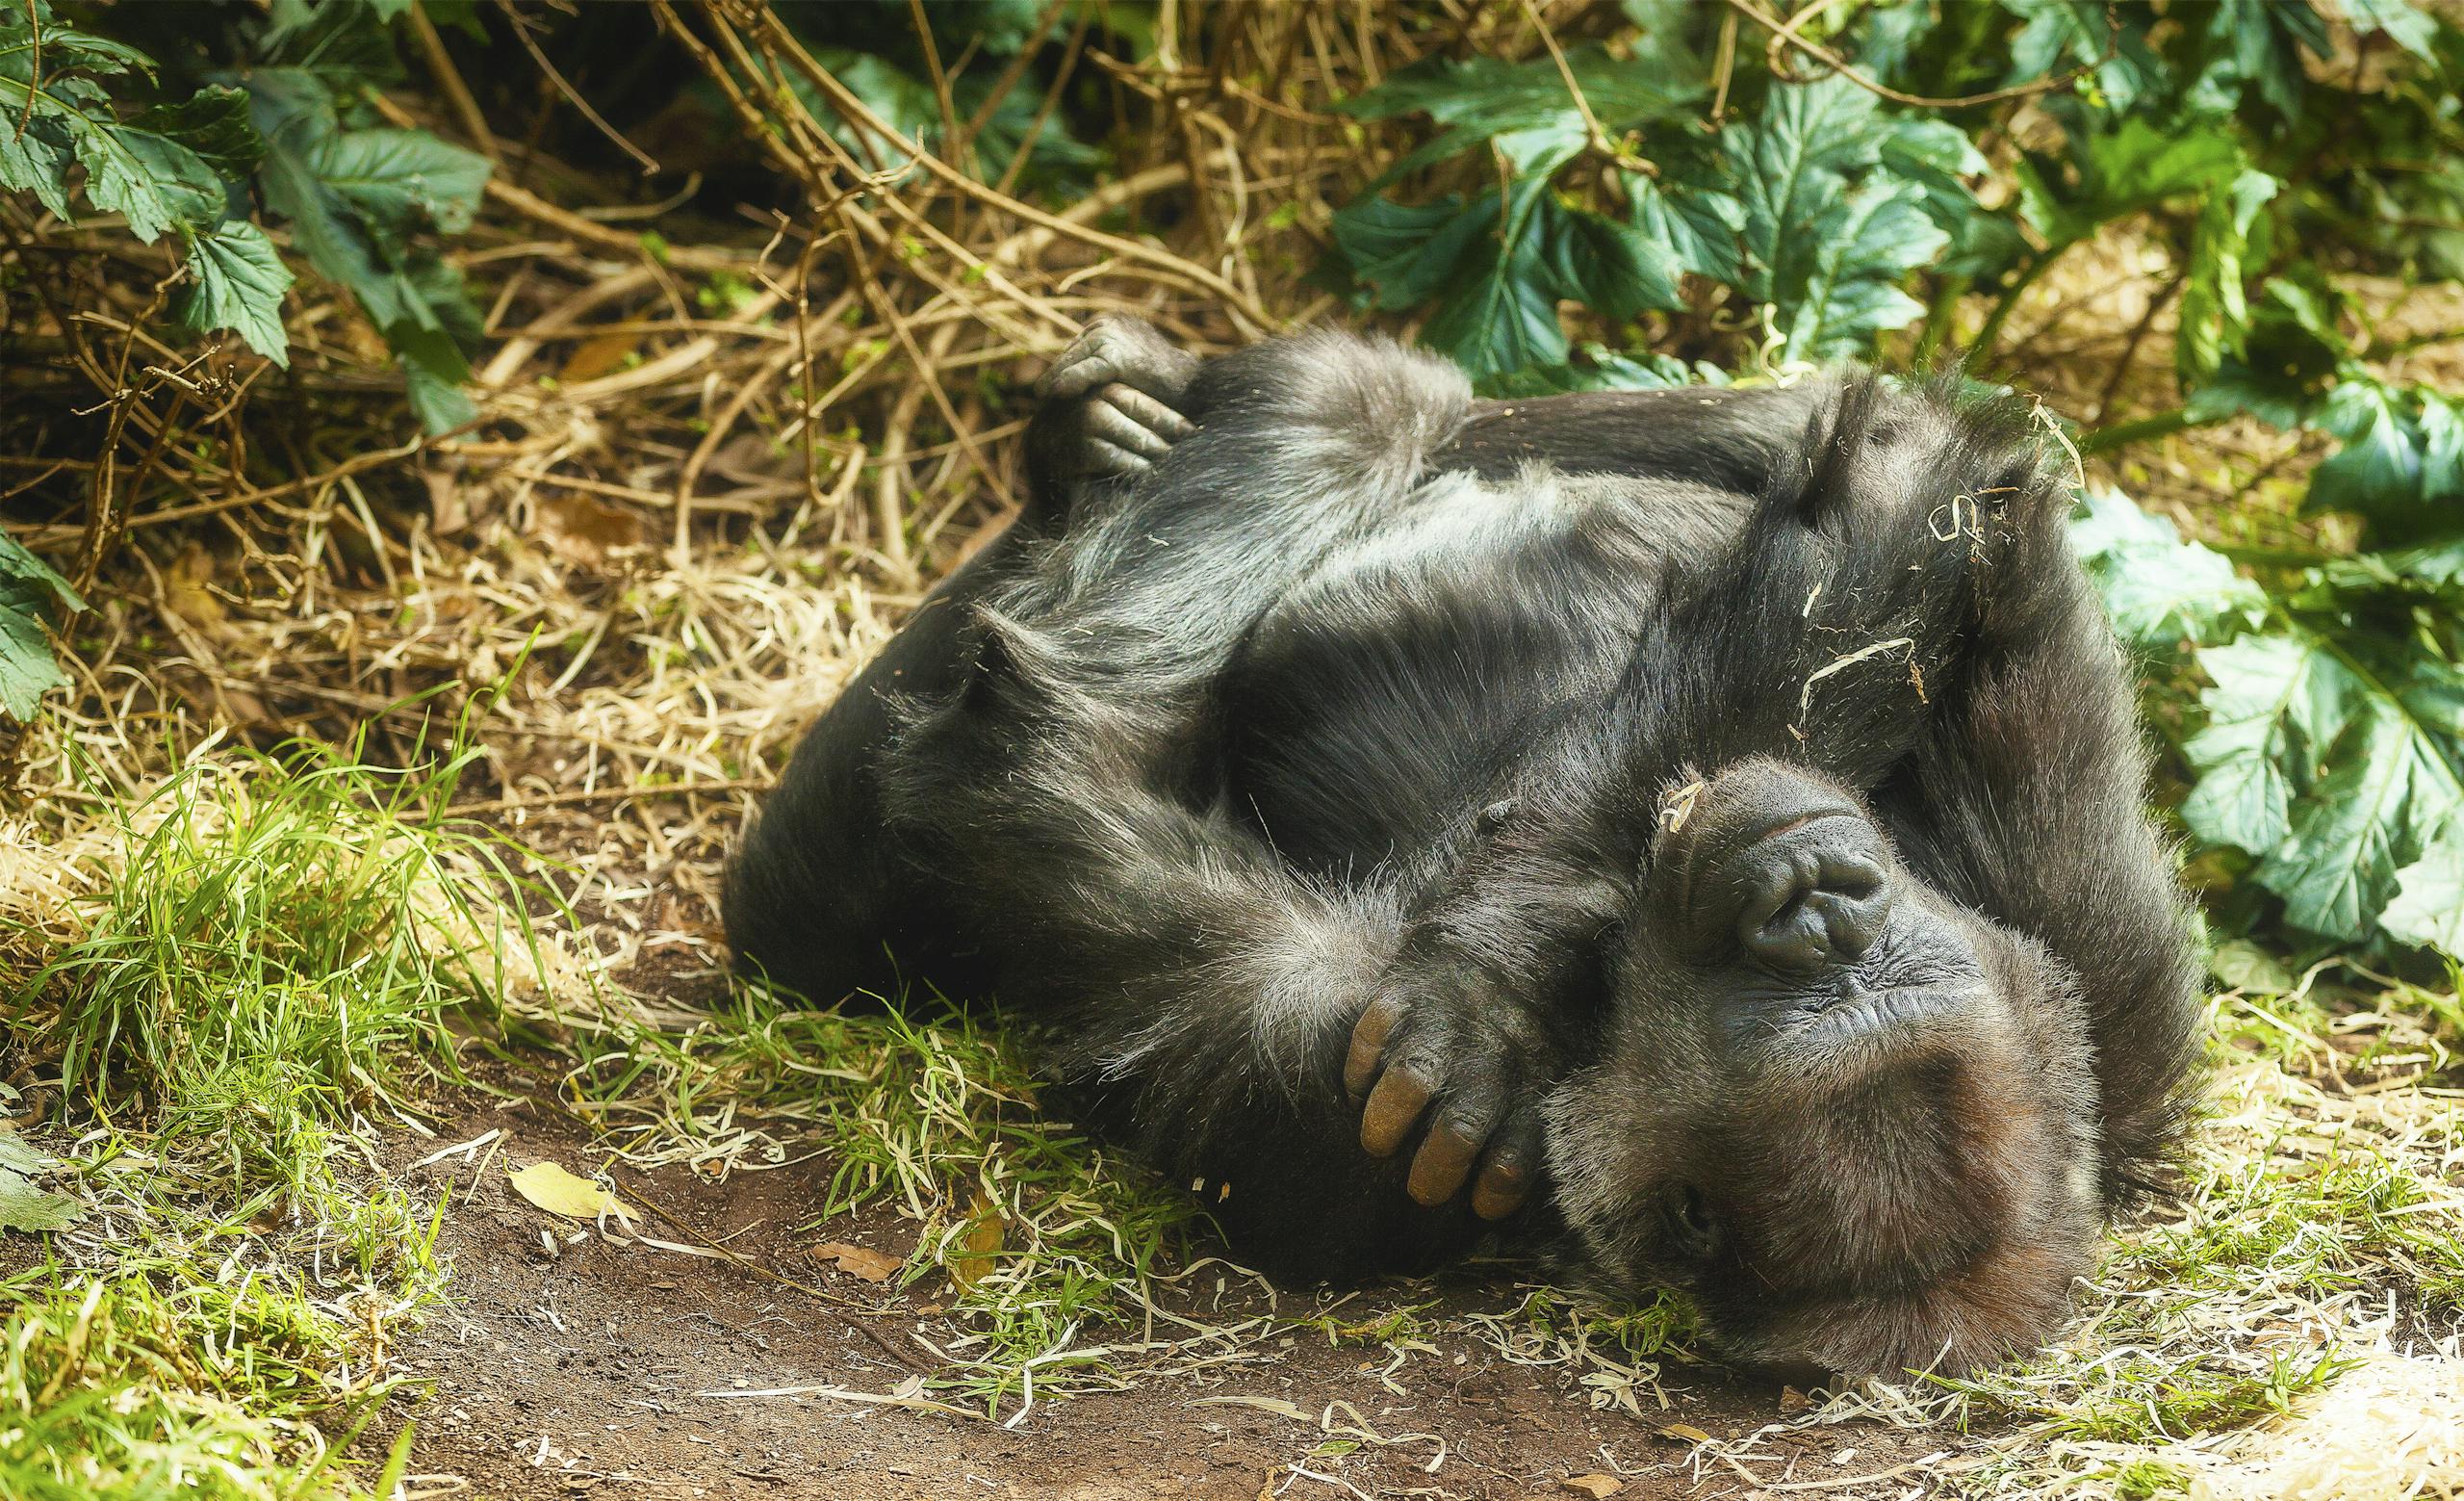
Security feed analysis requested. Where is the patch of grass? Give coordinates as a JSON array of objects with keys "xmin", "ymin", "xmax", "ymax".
[
  {"xmin": 13, "ymin": 737, "xmax": 547, "ymax": 1203},
  {"xmin": 0, "ymin": 735, "xmax": 556, "ymax": 1498},
  {"xmin": 572, "ymin": 983, "xmax": 1202, "ymax": 1415}
]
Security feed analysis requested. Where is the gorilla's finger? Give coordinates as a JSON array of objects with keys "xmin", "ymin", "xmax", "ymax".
[
  {"xmin": 1407, "ymin": 1115, "xmax": 1482, "ymax": 1206},
  {"xmin": 1077, "ymin": 438, "xmax": 1151, "ymax": 479},
  {"xmin": 1345, "ymin": 995, "xmax": 1405, "ymax": 1099},
  {"xmin": 1359, "ymin": 1065, "xmax": 1434, "ymax": 1157},
  {"xmin": 1083, "ymin": 387, "xmax": 1179, "ymax": 461},
  {"xmin": 1038, "ymin": 347, "xmax": 1117, "ymax": 401},
  {"xmin": 1104, "ymin": 383, "xmax": 1197, "ymax": 442},
  {"xmin": 1470, "ymin": 1104, "xmax": 1544, "ymax": 1221}
]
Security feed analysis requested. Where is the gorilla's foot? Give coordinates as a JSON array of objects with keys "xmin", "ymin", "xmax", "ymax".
[{"xmin": 1035, "ymin": 314, "xmax": 1200, "ymax": 479}]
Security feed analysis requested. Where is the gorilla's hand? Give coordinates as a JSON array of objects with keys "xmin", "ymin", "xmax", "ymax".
[
  {"xmin": 1034, "ymin": 314, "xmax": 1200, "ymax": 480},
  {"xmin": 1345, "ymin": 944, "xmax": 1554, "ymax": 1221}
]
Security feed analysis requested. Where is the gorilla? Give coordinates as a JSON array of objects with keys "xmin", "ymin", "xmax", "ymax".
[{"xmin": 724, "ymin": 316, "xmax": 2203, "ymax": 1377}]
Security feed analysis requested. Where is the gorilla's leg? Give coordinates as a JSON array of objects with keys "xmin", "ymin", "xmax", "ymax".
[
  {"xmin": 884, "ymin": 328, "xmax": 1491, "ymax": 1269},
  {"xmin": 724, "ymin": 318, "xmax": 1203, "ymax": 1003}
]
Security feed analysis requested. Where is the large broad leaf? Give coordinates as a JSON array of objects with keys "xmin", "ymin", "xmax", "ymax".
[
  {"xmin": 310, "ymin": 128, "xmax": 489, "ymax": 235},
  {"xmin": 0, "ymin": 12, "xmax": 281, "ymax": 359},
  {"xmin": 1721, "ymin": 80, "xmax": 1947, "ymax": 361},
  {"xmin": 1335, "ymin": 179, "xmax": 1682, "ymax": 383},
  {"xmin": 1338, "ymin": 47, "xmax": 1699, "ymax": 138},
  {"xmin": 184, "ymin": 221, "xmax": 295, "ymax": 365},
  {"xmin": 2000, "ymin": 0, "xmax": 2167, "ymax": 110},
  {"xmin": 1630, "ymin": 174, "xmax": 1742, "ymax": 282},
  {"xmin": 2185, "ymin": 627, "xmax": 2464, "ymax": 948},
  {"xmin": 2198, "ymin": 0, "xmax": 2331, "ymax": 118},
  {"xmin": 0, "ymin": 532, "xmax": 84, "ymax": 724},
  {"xmin": 2306, "ymin": 375, "xmax": 2464, "ymax": 545},
  {"xmin": 2382, "ymin": 826, "xmax": 2464, "ymax": 952},
  {"xmin": 2070, "ymin": 486, "xmax": 2264, "ymax": 649},
  {"xmin": 2340, "ymin": 0, "xmax": 2439, "ymax": 61},
  {"xmin": 2014, "ymin": 115, "xmax": 2243, "ymax": 250}
]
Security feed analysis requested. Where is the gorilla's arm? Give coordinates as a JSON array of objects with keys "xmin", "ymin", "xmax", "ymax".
[{"xmin": 1878, "ymin": 504, "xmax": 2203, "ymax": 1197}]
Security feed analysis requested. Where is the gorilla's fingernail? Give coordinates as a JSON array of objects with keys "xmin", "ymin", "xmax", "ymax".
[{"xmin": 1471, "ymin": 1161, "xmax": 1527, "ymax": 1220}]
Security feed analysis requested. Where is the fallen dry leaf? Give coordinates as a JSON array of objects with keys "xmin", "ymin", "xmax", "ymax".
[
  {"xmin": 534, "ymin": 490, "xmax": 646, "ymax": 568},
  {"xmin": 1656, "ymin": 1423, "xmax": 1715, "ymax": 1445},
  {"xmin": 946, "ymin": 1190, "xmax": 1006, "ymax": 1289},
  {"xmin": 815, "ymin": 1241, "xmax": 903, "ymax": 1281},
  {"xmin": 1563, "ymin": 1476, "xmax": 1625, "ymax": 1499},
  {"xmin": 559, "ymin": 328, "xmax": 644, "ymax": 383},
  {"xmin": 507, "ymin": 1161, "xmax": 634, "ymax": 1224}
]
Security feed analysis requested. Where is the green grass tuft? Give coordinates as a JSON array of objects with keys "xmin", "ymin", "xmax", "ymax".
[
  {"xmin": 574, "ymin": 983, "xmax": 1202, "ymax": 1415},
  {"xmin": 1, "ymin": 734, "xmax": 549, "ymax": 1498}
]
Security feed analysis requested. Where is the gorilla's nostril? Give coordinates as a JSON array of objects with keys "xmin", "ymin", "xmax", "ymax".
[{"xmin": 1737, "ymin": 846, "xmax": 1893, "ymax": 969}]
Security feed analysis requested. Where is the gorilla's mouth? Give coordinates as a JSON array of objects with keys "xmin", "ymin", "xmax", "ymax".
[{"xmin": 1784, "ymin": 982, "xmax": 1967, "ymax": 1041}]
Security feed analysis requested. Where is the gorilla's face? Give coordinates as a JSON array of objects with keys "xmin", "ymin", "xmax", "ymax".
[{"xmin": 1544, "ymin": 758, "xmax": 2103, "ymax": 1378}]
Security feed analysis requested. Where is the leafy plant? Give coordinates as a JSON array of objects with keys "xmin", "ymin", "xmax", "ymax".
[{"xmin": 0, "ymin": 0, "xmax": 489, "ymax": 430}]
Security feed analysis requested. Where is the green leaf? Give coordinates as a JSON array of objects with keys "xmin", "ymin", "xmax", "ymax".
[
  {"xmin": 1328, "ymin": 194, "xmax": 1487, "ymax": 311},
  {"xmin": 1772, "ymin": 180, "xmax": 1940, "ymax": 363},
  {"xmin": 2176, "ymin": 169, "xmax": 2280, "ymax": 389},
  {"xmin": 1338, "ymin": 47, "xmax": 1697, "ymax": 137},
  {"xmin": 2382, "ymin": 827, "xmax": 2464, "ymax": 953},
  {"xmin": 0, "ymin": 531, "xmax": 82, "ymax": 724},
  {"xmin": 2185, "ymin": 625, "xmax": 2464, "ymax": 948},
  {"xmin": 0, "ymin": 1130, "xmax": 80, "ymax": 1234},
  {"xmin": 184, "ymin": 221, "xmax": 294, "ymax": 364},
  {"xmin": 1630, "ymin": 175, "xmax": 1742, "ymax": 281},
  {"xmin": 2306, "ymin": 376, "xmax": 2464, "ymax": 544},
  {"xmin": 2182, "ymin": 633, "xmax": 2334, "ymax": 859},
  {"xmin": 2201, "ymin": 0, "xmax": 2331, "ymax": 118},
  {"xmin": 309, "ymin": 127, "xmax": 490, "ymax": 234},
  {"xmin": 2000, "ymin": 0, "xmax": 2166, "ymax": 110},
  {"xmin": 2070, "ymin": 486, "xmax": 2264, "ymax": 648},
  {"xmin": 2022, "ymin": 116, "xmax": 2244, "ymax": 246},
  {"xmin": 244, "ymin": 67, "xmax": 490, "ymax": 432},
  {"xmin": 128, "ymin": 85, "xmax": 264, "ymax": 177},
  {"xmin": 1720, "ymin": 79, "xmax": 1950, "ymax": 360},
  {"xmin": 1416, "ymin": 181, "xmax": 1568, "ymax": 380}
]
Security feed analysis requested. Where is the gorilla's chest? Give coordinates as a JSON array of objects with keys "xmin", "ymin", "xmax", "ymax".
[{"xmin": 1209, "ymin": 470, "xmax": 1742, "ymax": 874}]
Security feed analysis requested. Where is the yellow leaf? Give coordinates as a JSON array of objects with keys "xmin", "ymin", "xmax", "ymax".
[
  {"xmin": 946, "ymin": 1190, "xmax": 1006, "ymax": 1289},
  {"xmin": 1656, "ymin": 1423, "xmax": 1716, "ymax": 1445},
  {"xmin": 1563, "ymin": 1476, "xmax": 1625, "ymax": 1499},
  {"xmin": 507, "ymin": 1162, "xmax": 634, "ymax": 1224},
  {"xmin": 815, "ymin": 1241, "xmax": 902, "ymax": 1281}
]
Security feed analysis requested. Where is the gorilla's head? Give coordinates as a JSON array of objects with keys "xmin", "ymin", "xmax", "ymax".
[{"xmin": 1543, "ymin": 757, "xmax": 2103, "ymax": 1377}]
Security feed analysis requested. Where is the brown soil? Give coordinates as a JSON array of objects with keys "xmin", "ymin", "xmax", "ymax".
[{"xmin": 370, "ymin": 1085, "xmax": 1954, "ymax": 1501}]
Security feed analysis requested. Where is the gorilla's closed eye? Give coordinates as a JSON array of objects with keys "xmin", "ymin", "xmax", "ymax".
[{"xmin": 1663, "ymin": 1184, "xmax": 1718, "ymax": 1260}]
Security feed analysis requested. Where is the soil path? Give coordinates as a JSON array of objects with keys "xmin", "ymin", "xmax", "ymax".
[{"xmin": 371, "ymin": 1089, "xmax": 1951, "ymax": 1500}]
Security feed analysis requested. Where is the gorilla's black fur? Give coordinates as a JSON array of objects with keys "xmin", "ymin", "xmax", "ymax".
[{"xmin": 725, "ymin": 320, "xmax": 2203, "ymax": 1376}]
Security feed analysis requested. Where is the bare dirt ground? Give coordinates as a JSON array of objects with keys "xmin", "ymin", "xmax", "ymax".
[{"xmin": 368, "ymin": 1079, "xmax": 1952, "ymax": 1501}]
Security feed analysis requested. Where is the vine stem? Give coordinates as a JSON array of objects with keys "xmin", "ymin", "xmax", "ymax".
[{"xmin": 2079, "ymin": 406, "xmax": 2208, "ymax": 455}]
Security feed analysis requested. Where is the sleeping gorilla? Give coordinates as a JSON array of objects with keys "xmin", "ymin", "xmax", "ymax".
[{"xmin": 725, "ymin": 316, "xmax": 2203, "ymax": 1377}]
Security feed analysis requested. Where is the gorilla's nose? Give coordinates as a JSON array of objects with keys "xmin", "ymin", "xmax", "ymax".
[{"xmin": 1735, "ymin": 820, "xmax": 1893, "ymax": 970}]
